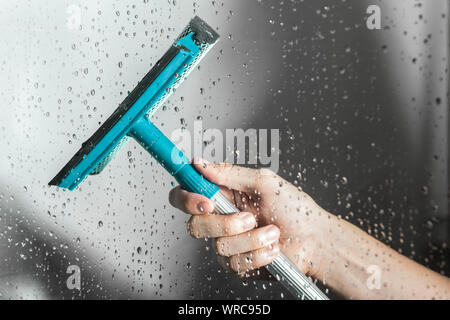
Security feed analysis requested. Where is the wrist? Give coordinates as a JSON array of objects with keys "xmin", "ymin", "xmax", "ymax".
[{"xmin": 297, "ymin": 203, "xmax": 342, "ymax": 279}]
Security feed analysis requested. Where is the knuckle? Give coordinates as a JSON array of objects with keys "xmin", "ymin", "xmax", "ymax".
[
  {"xmin": 254, "ymin": 169, "xmax": 272, "ymax": 189},
  {"xmin": 215, "ymin": 163, "xmax": 231, "ymax": 184},
  {"xmin": 223, "ymin": 163, "xmax": 235, "ymax": 173}
]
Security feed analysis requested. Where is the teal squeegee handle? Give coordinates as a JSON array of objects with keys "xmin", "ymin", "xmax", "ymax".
[
  {"xmin": 130, "ymin": 115, "xmax": 329, "ymax": 300},
  {"xmin": 129, "ymin": 116, "xmax": 220, "ymax": 199}
]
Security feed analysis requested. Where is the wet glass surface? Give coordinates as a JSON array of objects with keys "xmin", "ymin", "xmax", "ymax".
[{"xmin": 0, "ymin": 0, "xmax": 448, "ymax": 299}]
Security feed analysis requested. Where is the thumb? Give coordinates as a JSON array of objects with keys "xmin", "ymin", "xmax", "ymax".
[{"xmin": 192, "ymin": 158, "xmax": 264, "ymax": 192}]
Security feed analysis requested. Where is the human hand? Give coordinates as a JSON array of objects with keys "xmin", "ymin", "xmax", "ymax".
[
  {"xmin": 169, "ymin": 158, "xmax": 330, "ymax": 278},
  {"xmin": 170, "ymin": 159, "xmax": 450, "ymax": 299}
]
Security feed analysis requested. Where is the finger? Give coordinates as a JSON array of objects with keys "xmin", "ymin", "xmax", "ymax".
[
  {"xmin": 228, "ymin": 243, "xmax": 280, "ymax": 275},
  {"xmin": 188, "ymin": 211, "xmax": 256, "ymax": 238},
  {"xmin": 214, "ymin": 225, "xmax": 280, "ymax": 257},
  {"xmin": 217, "ymin": 255, "xmax": 233, "ymax": 273},
  {"xmin": 192, "ymin": 158, "xmax": 271, "ymax": 193},
  {"xmin": 169, "ymin": 186, "xmax": 215, "ymax": 215},
  {"xmin": 216, "ymin": 255, "xmax": 273, "ymax": 280}
]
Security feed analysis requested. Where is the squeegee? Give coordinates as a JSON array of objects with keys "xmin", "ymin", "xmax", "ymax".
[{"xmin": 49, "ymin": 16, "xmax": 328, "ymax": 300}]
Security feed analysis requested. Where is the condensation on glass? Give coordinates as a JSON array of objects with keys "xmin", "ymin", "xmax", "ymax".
[{"xmin": 0, "ymin": 0, "xmax": 448, "ymax": 299}]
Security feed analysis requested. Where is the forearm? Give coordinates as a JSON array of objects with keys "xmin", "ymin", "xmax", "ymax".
[{"xmin": 311, "ymin": 212, "xmax": 450, "ymax": 299}]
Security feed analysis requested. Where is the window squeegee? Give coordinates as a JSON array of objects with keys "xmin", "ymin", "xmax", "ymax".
[{"xmin": 48, "ymin": 16, "xmax": 328, "ymax": 300}]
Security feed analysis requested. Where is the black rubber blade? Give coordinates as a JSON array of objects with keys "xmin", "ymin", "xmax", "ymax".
[
  {"xmin": 49, "ymin": 45, "xmax": 179, "ymax": 187},
  {"xmin": 49, "ymin": 16, "xmax": 218, "ymax": 187}
]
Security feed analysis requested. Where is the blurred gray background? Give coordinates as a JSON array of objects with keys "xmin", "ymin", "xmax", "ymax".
[{"xmin": 0, "ymin": 0, "xmax": 448, "ymax": 299}]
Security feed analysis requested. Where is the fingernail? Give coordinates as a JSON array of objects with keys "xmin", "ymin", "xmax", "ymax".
[
  {"xmin": 197, "ymin": 201, "xmax": 214, "ymax": 214},
  {"xmin": 265, "ymin": 226, "xmax": 279, "ymax": 242},
  {"xmin": 267, "ymin": 243, "xmax": 280, "ymax": 257},
  {"xmin": 241, "ymin": 212, "xmax": 255, "ymax": 229},
  {"xmin": 197, "ymin": 202, "xmax": 206, "ymax": 213}
]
